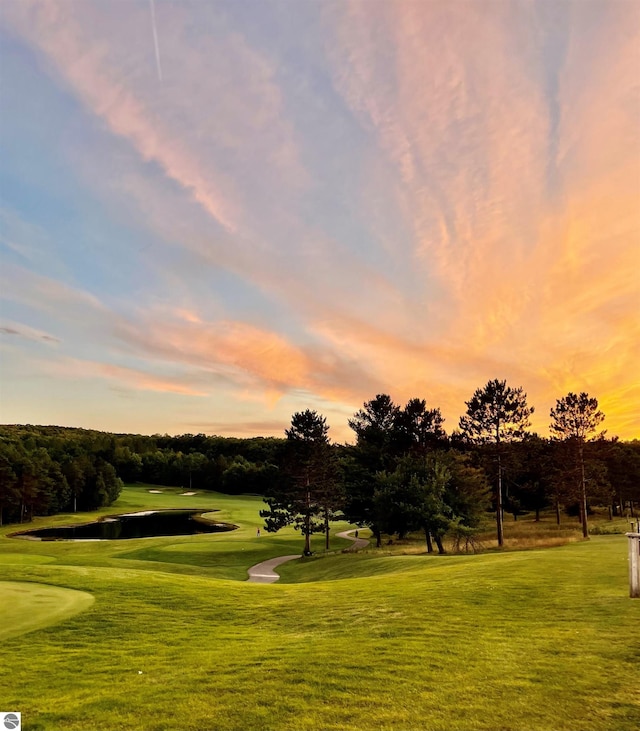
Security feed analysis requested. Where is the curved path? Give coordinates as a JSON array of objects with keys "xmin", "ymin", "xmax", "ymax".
[
  {"xmin": 337, "ymin": 529, "xmax": 370, "ymax": 552},
  {"xmin": 246, "ymin": 529, "xmax": 369, "ymax": 584},
  {"xmin": 246, "ymin": 554, "xmax": 300, "ymax": 584}
]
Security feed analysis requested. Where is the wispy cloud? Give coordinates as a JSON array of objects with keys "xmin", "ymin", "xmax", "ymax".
[
  {"xmin": 318, "ymin": 0, "xmax": 640, "ymax": 435},
  {"xmin": 0, "ymin": 262, "xmax": 106, "ymax": 315},
  {"xmin": 0, "ymin": 322, "xmax": 60, "ymax": 344},
  {"xmin": 0, "ymin": 0, "xmax": 638, "ymax": 439},
  {"xmin": 42, "ymin": 356, "xmax": 208, "ymax": 397}
]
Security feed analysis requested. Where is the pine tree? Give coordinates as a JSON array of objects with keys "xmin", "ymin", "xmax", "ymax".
[{"xmin": 459, "ymin": 379, "xmax": 534, "ymax": 546}]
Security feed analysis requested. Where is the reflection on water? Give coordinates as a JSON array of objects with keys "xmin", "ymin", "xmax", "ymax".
[{"xmin": 11, "ymin": 509, "xmax": 237, "ymax": 540}]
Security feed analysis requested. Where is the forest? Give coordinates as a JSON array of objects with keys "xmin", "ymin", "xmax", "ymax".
[{"xmin": 1, "ymin": 381, "xmax": 639, "ymax": 546}]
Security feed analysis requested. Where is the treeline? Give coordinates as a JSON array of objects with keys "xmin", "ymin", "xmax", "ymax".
[
  {"xmin": 261, "ymin": 402, "xmax": 491, "ymax": 554},
  {"xmin": 261, "ymin": 386, "xmax": 640, "ymax": 552},
  {"xmin": 1, "ymin": 382, "xmax": 639, "ymax": 544},
  {"xmin": 0, "ymin": 424, "xmax": 284, "ymax": 526},
  {"xmin": 0, "ymin": 437, "xmax": 122, "ymax": 526}
]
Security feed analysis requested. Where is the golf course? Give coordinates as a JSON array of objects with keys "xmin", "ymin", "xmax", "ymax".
[{"xmin": 0, "ymin": 484, "xmax": 638, "ymax": 731}]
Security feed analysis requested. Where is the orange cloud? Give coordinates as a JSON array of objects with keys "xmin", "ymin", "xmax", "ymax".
[
  {"xmin": 2, "ymin": 1, "xmax": 638, "ymax": 440},
  {"xmin": 317, "ymin": 0, "xmax": 640, "ymax": 438},
  {"xmin": 115, "ymin": 311, "xmax": 382, "ymax": 406},
  {"xmin": 43, "ymin": 357, "xmax": 208, "ymax": 397}
]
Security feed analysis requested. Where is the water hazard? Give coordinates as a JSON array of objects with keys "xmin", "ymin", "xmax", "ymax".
[{"xmin": 11, "ymin": 509, "xmax": 237, "ymax": 541}]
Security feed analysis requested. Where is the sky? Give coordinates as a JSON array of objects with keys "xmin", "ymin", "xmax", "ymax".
[{"xmin": 0, "ymin": 0, "xmax": 639, "ymax": 443}]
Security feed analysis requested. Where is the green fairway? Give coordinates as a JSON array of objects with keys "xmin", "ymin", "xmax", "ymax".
[
  {"xmin": 0, "ymin": 485, "xmax": 638, "ymax": 731},
  {"xmin": 0, "ymin": 553, "xmax": 55, "ymax": 565},
  {"xmin": 0, "ymin": 581, "xmax": 94, "ymax": 641},
  {"xmin": 1, "ymin": 485, "xmax": 352, "ymax": 581}
]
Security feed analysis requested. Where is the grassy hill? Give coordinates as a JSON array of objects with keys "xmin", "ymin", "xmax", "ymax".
[{"xmin": 0, "ymin": 485, "xmax": 638, "ymax": 730}]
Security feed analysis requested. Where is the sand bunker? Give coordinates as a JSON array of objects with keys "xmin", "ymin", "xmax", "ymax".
[
  {"xmin": 148, "ymin": 490, "xmax": 163, "ymax": 493},
  {"xmin": 180, "ymin": 491, "xmax": 197, "ymax": 496}
]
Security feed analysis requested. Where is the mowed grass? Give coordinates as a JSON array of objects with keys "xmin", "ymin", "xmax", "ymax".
[
  {"xmin": 0, "ymin": 581, "xmax": 94, "ymax": 641},
  {"xmin": 1, "ymin": 485, "xmax": 352, "ymax": 580},
  {"xmin": 0, "ymin": 486, "xmax": 638, "ymax": 731}
]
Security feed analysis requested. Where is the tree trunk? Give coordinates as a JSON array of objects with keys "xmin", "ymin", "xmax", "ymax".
[
  {"xmin": 579, "ymin": 442, "xmax": 589, "ymax": 539},
  {"xmin": 324, "ymin": 507, "xmax": 329, "ymax": 551},
  {"xmin": 304, "ymin": 488, "xmax": 311, "ymax": 555},
  {"xmin": 425, "ymin": 529, "xmax": 433, "ymax": 553},
  {"xmin": 535, "ymin": 506, "xmax": 540, "ymax": 522},
  {"xmin": 374, "ymin": 528, "xmax": 381, "ymax": 548},
  {"xmin": 434, "ymin": 534, "xmax": 445, "ymax": 554},
  {"xmin": 555, "ymin": 498, "xmax": 561, "ymax": 525},
  {"xmin": 608, "ymin": 505, "xmax": 612, "ymax": 520},
  {"xmin": 496, "ymin": 450, "xmax": 504, "ymax": 546},
  {"xmin": 631, "ymin": 501, "xmax": 636, "ymax": 519}
]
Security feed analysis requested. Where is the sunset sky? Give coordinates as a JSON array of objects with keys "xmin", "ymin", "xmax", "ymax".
[{"xmin": 1, "ymin": 0, "xmax": 639, "ymax": 443}]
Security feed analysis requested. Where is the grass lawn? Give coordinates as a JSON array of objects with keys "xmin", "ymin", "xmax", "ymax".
[
  {"xmin": 0, "ymin": 581, "xmax": 94, "ymax": 642},
  {"xmin": 0, "ymin": 485, "xmax": 638, "ymax": 731}
]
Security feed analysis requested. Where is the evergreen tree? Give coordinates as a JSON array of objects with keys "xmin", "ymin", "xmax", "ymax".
[
  {"xmin": 261, "ymin": 410, "xmax": 338, "ymax": 555},
  {"xmin": 0, "ymin": 449, "xmax": 19, "ymax": 527},
  {"xmin": 550, "ymin": 392, "xmax": 605, "ymax": 538},
  {"xmin": 459, "ymin": 379, "xmax": 534, "ymax": 546}
]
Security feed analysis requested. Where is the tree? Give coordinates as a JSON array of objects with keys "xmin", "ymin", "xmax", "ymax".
[
  {"xmin": 371, "ymin": 451, "xmax": 490, "ymax": 554},
  {"xmin": 344, "ymin": 394, "xmax": 449, "ymax": 547},
  {"xmin": 339, "ymin": 446, "xmax": 384, "ymax": 547},
  {"xmin": 385, "ymin": 456, "xmax": 452, "ymax": 553},
  {"xmin": 0, "ymin": 450, "xmax": 18, "ymax": 527},
  {"xmin": 112, "ymin": 446, "xmax": 142, "ymax": 483},
  {"xmin": 442, "ymin": 451, "xmax": 492, "ymax": 540},
  {"xmin": 15, "ymin": 449, "xmax": 47, "ymax": 522},
  {"xmin": 502, "ymin": 435, "xmax": 552, "ymax": 522},
  {"xmin": 261, "ymin": 410, "xmax": 337, "ymax": 555},
  {"xmin": 602, "ymin": 439, "xmax": 640, "ymax": 517},
  {"xmin": 395, "ymin": 398, "xmax": 447, "ymax": 455},
  {"xmin": 61, "ymin": 457, "xmax": 86, "ymax": 513},
  {"xmin": 549, "ymin": 392, "xmax": 605, "ymax": 539},
  {"xmin": 348, "ymin": 394, "xmax": 401, "ymax": 471},
  {"xmin": 459, "ymin": 379, "xmax": 534, "ymax": 546},
  {"xmin": 372, "ymin": 458, "xmax": 434, "ymax": 545}
]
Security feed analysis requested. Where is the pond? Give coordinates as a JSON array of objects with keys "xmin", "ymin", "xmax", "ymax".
[{"xmin": 10, "ymin": 509, "xmax": 238, "ymax": 541}]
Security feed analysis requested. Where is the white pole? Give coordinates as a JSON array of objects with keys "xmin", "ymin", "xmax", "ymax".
[{"xmin": 627, "ymin": 533, "xmax": 640, "ymax": 599}]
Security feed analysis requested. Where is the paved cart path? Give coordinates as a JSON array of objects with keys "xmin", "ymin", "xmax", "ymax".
[
  {"xmin": 246, "ymin": 554, "xmax": 301, "ymax": 584},
  {"xmin": 246, "ymin": 529, "xmax": 369, "ymax": 583},
  {"xmin": 337, "ymin": 529, "xmax": 370, "ymax": 552}
]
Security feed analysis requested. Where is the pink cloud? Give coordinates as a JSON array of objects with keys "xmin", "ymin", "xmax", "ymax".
[
  {"xmin": 2, "ymin": 0, "xmax": 309, "ymax": 236},
  {"xmin": 2, "ymin": 1, "xmax": 638, "ymax": 440},
  {"xmin": 43, "ymin": 356, "xmax": 208, "ymax": 397}
]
